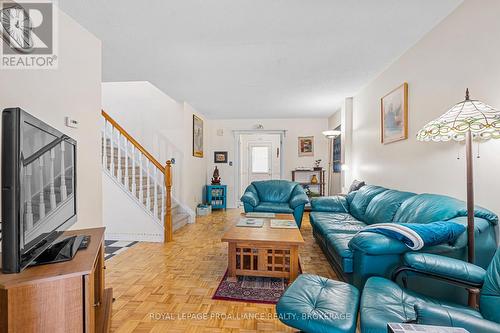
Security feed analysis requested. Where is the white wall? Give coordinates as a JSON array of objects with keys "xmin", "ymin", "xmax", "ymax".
[
  {"xmin": 327, "ymin": 110, "xmax": 342, "ymax": 194},
  {"xmin": 102, "ymin": 174, "xmax": 163, "ymax": 242},
  {"xmin": 209, "ymin": 118, "xmax": 329, "ymax": 208},
  {"xmin": 102, "ymin": 82, "xmax": 210, "ymax": 213},
  {"xmin": 0, "ymin": 10, "xmax": 102, "ymax": 229},
  {"xmin": 350, "ymin": 0, "xmax": 500, "ymax": 215}
]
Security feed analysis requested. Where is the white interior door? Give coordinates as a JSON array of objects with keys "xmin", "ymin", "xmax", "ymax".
[
  {"xmin": 248, "ymin": 143, "xmax": 272, "ymax": 183},
  {"xmin": 239, "ymin": 133, "xmax": 282, "ymax": 200}
]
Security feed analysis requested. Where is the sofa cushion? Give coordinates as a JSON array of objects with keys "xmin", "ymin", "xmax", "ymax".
[
  {"xmin": 310, "ymin": 212, "xmax": 366, "ymax": 234},
  {"xmin": 276, "ymin": 274, "xmax": 359, "ymax": 333},
  {"xmin": 394, "ymin": 193, "xmax": 499, "ymax": 225},
  {"xmin": 349, "ymin": 185, "xmax": 387, "ymax": 221},
  {"xmin": 360, "ymin": 277, "xmax": 482, "ymax": 333},
  {"xmin": 254, "ymin": 202, "xmax": 293, "ymax": 214},
  {"xmin": 480, "ymin": 248, "xmax": 500, "ymax": 323},
  {"xmin": 364, "ymin": 189, "xmax": 416, "ymax": 225},
  {"xmin": 326, "ymin": 233, "xmax": 356, "ymax": 273},
  {"xmin": 251, "ymin": 180, "xmax": 298, "ymax": 203}
]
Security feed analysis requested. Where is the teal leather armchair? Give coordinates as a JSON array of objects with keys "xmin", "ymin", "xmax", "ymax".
[
  {"xmin": 309, "ymin": 185, "xmax": 498, "ymax": 303},
  {"xmin": 360, "ymin": 248, "xmax": 500, "ymax": 333},
  {"xmin": 241, "ymin": 180, "xmax": 309, "ymax": 227}
]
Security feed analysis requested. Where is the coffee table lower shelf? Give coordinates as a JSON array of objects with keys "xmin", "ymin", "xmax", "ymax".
[{"xmin": 227, "ymin": 242, "xmax": 300, "ymax": 282}]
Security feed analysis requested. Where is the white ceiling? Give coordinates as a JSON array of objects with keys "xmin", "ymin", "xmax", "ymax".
[{"xmin": 60, "ymin": 0, "xmax": 462, "ymax": 119}]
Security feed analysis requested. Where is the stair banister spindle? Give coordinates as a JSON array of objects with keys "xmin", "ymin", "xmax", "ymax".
[
  {"xmin": 146, "ymin": 160, "xmax": 151, "ymax": 211},
  {"xmin": 161, "ymin": 172, "xmax": 165, "ymax": 223},
  {"xmin": 38, "ymin": 156, "xmax": 46, "ymax": 219},
  {"xmin": 164, "ymin": 160, "xmax": 172, "ymax": 242},
  {"xmin": 102, "ymin": 119, "xmax": 107, "ymax": 168},
  {"xmin": 153, "ymin": 167, "xmax": 158, "ymax": 218},
  {"xmin": 60, "ymin": 142, "xmax": 67, "ymax": 201},
  {"xmin": 124, "ymin": 139, "xmax": 129, "ymax": 190},
  {"xmin": 117, "ymin": 132, "xmax": 122, "ymax": 183},
  {"xmin": 49, "ymin": 148, "xmax": 56, "ymax": 210},
  {"xmin": 138, "ymin": 154, "xmax": 143, "ymax": 204},
  {"xmin": 110, "ymin": 126, "xmax": 115, "ymax": 176},
  {"xmin": 24, "ymin": 165, "xmax": 34, "ymax": 230},
  {"xmin": 131, "ymin": 146, "xmax": 136, "ymax": 196}
]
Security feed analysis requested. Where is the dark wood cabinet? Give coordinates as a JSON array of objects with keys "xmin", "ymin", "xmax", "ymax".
[{"xmin": 0, "ymin": 227, "xmax": 111, "ymax": 333}]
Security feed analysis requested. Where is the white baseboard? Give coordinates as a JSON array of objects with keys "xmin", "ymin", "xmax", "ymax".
[{"xmin": 105, "ymin": 232, "xmax": 163, "ymax": 243}]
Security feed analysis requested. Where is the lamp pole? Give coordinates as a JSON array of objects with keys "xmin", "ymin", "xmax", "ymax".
[{"xmin": 465, "ymin": 128, "xmax": 474, "ymax": 264}]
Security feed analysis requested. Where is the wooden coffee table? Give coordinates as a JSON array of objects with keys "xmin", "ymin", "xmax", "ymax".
[{"xmin": 221, "ymin": 213, "xmax": 304, "ymax": 282}]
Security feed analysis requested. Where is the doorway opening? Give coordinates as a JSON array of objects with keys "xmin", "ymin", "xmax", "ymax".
[{"xmin": 235, "ymin": 132, "xmax": 284, "ymax": 206}]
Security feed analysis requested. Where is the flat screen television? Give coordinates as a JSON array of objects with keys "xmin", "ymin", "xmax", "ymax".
[{"xmin": 1, "ymin": 108, "xmax": 77, "ymax": 273}]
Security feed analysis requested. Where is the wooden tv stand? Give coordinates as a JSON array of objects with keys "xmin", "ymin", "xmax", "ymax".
[{"xmin": 0, "ymin": 227, "xmax": 112, "ymax": 333}]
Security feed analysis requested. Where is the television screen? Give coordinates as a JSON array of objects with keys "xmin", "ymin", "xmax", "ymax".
[{"xmin": 2, "ymin": 108, "xmax": 77, "ymax": 273}]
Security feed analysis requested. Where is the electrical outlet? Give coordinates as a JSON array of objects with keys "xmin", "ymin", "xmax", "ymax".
[{"xmin": 65, "ymin": 116, "xmax": 78, "ymax": 128}]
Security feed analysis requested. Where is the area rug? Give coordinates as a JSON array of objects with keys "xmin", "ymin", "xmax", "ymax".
[{"xmin": 212, "ymin": 271, "xmax": 291, "ymax": 304}]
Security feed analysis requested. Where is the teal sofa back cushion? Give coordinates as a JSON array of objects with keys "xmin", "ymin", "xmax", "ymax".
[
  {"xmin": 480, "ymin": 248, "xmax": 500, "ymax": 323},
  {"xmin": 349, "ymin": 185, "xmax": 387, "ymax": 221},
  {"xmin": 252, "ymin": 180, "xmax": 298, "ymax": 203},
  {"xmin": 364, "ymin": 189, "xmax": 416, "ymax": 225},
  {"xmin": 394, "ymin": 193, "xmax": 499, "ymax": 224}
]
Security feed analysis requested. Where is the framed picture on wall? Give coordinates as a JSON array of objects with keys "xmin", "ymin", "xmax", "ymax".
[
  {"xmin": 298, "ymin": 136, "xmax": 314, "ymax": 156},
  {"xmin": 381, "ymin": 82, "xmax": 408, "ymax": 144},
  {"xmin": 193, "ymin": 115, "xmax": 204, "ymax": 157},
  {"xmin": 214, "ymin": 151, "xmax": 228, "ymax": 163}
]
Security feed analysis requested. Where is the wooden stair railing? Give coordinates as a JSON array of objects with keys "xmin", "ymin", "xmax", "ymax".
[{"xmin": 101, "ymin": 110, "xmax": 173, "ymax": 242}]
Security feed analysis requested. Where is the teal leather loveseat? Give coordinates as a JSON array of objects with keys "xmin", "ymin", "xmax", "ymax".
[
  {"xmin": 241, "ymin": 180, "xmax": 309, "ymax": 227},
  {"xmin": 310, "ymin": 185, "xmax": 498, "ymax": 302},
  {"xmin": 276, "ymin": 248, "xmax": 500, "ymax": 333}
]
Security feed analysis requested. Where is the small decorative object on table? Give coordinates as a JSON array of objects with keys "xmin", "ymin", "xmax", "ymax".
[
  {"xmin": 310, "ymin": 174, "xmax": 318, "ymax": 184},
  {"xmin": 206, "ymin": 184, "xmax": 227, "ymax": 210},
  {"xmin": 270, "ymin": 219, "xmax": 297, "ymax": 229},
  {"xmin": 211, "ymin": 166, "xmax": 221, "ymax": 185},
  {"xmin": 236, "ymin": 218, "xmax": 264, "ymax": 228},
  {"xmin": 314, "ymin": 159, "xmax": 321, "ymax": 170}
]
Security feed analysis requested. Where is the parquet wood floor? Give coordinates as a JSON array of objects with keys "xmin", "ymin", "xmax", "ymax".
[{"xmin": 106, "ymin": 209, "xmax": 338, "ymax": 333}]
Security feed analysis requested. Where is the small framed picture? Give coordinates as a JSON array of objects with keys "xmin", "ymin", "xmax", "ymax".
[
  {"xmin": 381, "ymin": 82, "xmax": 408, "ymax": 144},
  {"xmin": 214, "ymin": 151, "xmax": 228, "ymax": 163},
  {"xmin": 298, "ymin": 136, "xmax": 314, "ymax": 156},
  {"xmin": 193, "ymin": 115, "xmax": 204, "ymax": 157}
]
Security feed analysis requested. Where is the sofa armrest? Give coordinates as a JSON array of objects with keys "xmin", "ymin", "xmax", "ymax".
[
  {"xmin": 310, "ymin": 196, "xmax": 349, "ymax": 213},
  {"xmin": 290, "ymin": 193, "xmax": 309, "ymax": 209},
  {"xmin": 400, "ymin": 253, "xmax": 486, "ymax": 287},
  {"xmin": 415, "ymin": 303, "xmax": 500, "ymax": 333},
  {"xmin": 348, "ymin": 232, "xmax": 409, "ymax": 255},
  {"xmin": 241, "ymin": 191, "xmax": 259, "ymax": 207}
]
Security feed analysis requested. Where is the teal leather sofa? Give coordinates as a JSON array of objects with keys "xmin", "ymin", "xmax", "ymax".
[
  {"xmin": 241, "ymin": 180, "xmax": 309, "ymax": 227},
  {"xmin": 310, "ymin": 185, "xmax": 498, "ymax": 302},
  {"xmin": 360, "ymin": 248, "xmax": 500, "ymax": 333},
  {"xmin": 276, "ymin": 248, "xmax": 500, "ymax": 333}
]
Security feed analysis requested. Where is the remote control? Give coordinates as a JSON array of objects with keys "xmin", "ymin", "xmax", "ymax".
[{"xmin": 78, "ymin": 235, "xmax": 91, "ymax": 250}]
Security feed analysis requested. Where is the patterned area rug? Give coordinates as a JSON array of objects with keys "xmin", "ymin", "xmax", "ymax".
[{"xmin": 213, "ymin": 271, "xmax": 290, "ymax": 304}]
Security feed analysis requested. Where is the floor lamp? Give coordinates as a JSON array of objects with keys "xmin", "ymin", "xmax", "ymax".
[
  {"xmin": 322, "ymin": 130, "xmax": 342, "ymax": 196},
  {"xmin": 417, "ymin": 89, "xmax": 500, "ymax": 266}
]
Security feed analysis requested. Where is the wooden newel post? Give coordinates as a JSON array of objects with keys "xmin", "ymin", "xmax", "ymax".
[{"xmin": 164, "ymin": 160, "xmax": 173, "ymax": 242}]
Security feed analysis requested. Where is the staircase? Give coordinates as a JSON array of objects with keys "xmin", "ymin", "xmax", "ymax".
[{"xmin": 101, "ymin": 111, "xmax": 190, "ymax": 242}]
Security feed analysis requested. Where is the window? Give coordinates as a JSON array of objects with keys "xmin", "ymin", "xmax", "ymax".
[{"xmin": 251, "ymin": 146, "xmax": 269, "ymax": 173}]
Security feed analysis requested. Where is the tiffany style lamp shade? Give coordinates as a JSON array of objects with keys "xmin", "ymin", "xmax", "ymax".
[{"xmin": 417, "ymin": 89, "xmax": 500, "ymax": 264}]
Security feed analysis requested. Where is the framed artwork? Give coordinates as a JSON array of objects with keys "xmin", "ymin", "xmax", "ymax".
[
  {"xmin": 381, "ymin": 82, "xmax": 408, "ymax": 144},
  {"xmin": 193, "ymin": 115, "xmax": 204, "ymax": 157},
  {"xmin": 298, "ymin": 136, "xmax": 314, "ymax": 156},
  {"xmin": 214, "ymin": 151, "xmax": 228, "ymax": 163}
]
